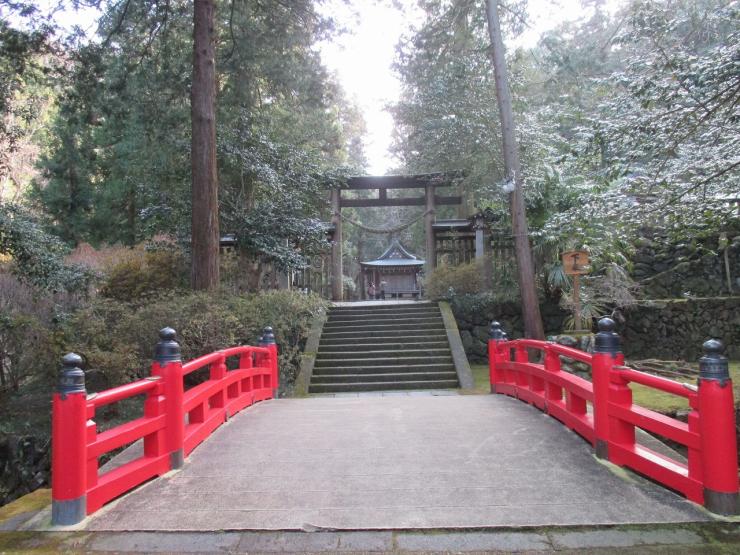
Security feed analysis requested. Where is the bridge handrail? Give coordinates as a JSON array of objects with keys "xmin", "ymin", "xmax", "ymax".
[
  {"xmin": 51, "ymin": 326, "xmax": 278, "ymax": 526},
  {"xmin": 615, "ymin": 366, "xmax": 696, "ymax": 399},
  {"xmin": 181, "ymin": 345, "xmax": 270, "ymax": 376},
  {"xmin": 487, "ymin": 319, "xmax": 738, "ymax": 516},
  {"xmin": 87, "ymin": 376, "xmax": 161, "ymax": 409}
]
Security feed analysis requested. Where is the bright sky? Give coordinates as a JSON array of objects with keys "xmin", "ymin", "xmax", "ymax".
[
  {"xmin": 19, "ymin": 0, "xmax": 625, "ymax": 175},
  {"xmin": 318, "ymin": 0, "xmax": 625, "ymax": 175}
]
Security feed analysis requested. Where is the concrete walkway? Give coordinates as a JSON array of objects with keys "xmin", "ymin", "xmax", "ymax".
[{"xmin": 86, "ymin": 395, "xmax": 708, "ymax": 531}]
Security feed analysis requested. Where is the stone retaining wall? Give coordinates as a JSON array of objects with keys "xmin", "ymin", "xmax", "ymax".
[
  {"xmin": 632, "ymin": 230, "xmax": 740, "ymax": 299},
  {"xmin": 621, "ymin": 297, "xmax": 740, "ymax": 361},
  {"xmin": 450, "ymin": 293, "xmax": 739, "ymax": 363},
  {"xmin": 449, "ymin": 294, "xmax": 567, "ymax": 363}
]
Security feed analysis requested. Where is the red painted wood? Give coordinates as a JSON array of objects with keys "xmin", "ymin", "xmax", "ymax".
[
  {"xmin": 86, "ymin": 454, "xmax": 170, "ymax": 513},
  {"xmin": 488, "ymin": 336, "xmax": 737, "ymax": 510},
  {"xmin": 608, "ymin": 403, "xmax": 700, "ymax": 449},
  {"xmin": 52, "ymin": 342, "xmax": 277, "ymax": 521},
  {"xmin": 51, "ymin": 392, "xmax": 87, "ymax": 502},
  {"xmin": 88, "ymin": 415, "xmax": 166, "ymax": 458},
  {"xmin": 609, "ymin": 442, "xmax": 703, "ymax": 503},
  {"xmin": 699, "ymin": 378, "xmax": 739, "ymax": 495},
  {"xmin": 89, "ymin": 378, "xmax": 160, "ymax": 409},
  {"xmin": 617, "ymin": 367, "xmax": 695, "ymax": 398}
]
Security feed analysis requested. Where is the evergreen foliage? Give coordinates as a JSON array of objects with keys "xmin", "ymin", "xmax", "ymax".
[{"xmin": 0, "ymin": 202, "xmax": 91, "ymax": 290}]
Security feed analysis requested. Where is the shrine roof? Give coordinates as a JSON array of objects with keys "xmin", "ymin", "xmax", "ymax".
[{"xmin": 360, "ymin": 239, "xmax": 425, "ymax": 267}]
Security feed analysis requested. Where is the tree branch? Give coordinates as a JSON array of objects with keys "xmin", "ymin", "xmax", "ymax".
[
  {"xmin": 654, "ymin": 160, "xmax": 740, "ymax": 209},
  {"xmin": 102, "ymin": 0, "xmax": 132, "ymax": 47}
]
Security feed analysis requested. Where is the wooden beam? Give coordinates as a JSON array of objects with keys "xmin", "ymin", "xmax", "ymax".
[
  {"xmin": 433, "ymin": 232, "xmax": 476, "ymax": 239},
  {"xmin": 345, "ymin": 173, "xmax": 459, "ymax": 190},
  {"xmin": 340, "ymin": 195, "xmax": 462, "ymax": 208}
]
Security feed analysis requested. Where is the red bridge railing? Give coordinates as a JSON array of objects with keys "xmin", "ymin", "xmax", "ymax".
[
  {"xmin": 51, "ymin": 326, "xmax": 278, "ymax": 526},
  {"xmin": 488, "ymin": 318, "xmax": 738, "ymax": 515}
]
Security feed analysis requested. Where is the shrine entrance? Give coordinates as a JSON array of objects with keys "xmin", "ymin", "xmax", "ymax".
[
  {"xmin": 328, "ymin": 173, "xmax": 462, "ymax": 301},
  {"xmin": 360, "ymin": 239, "xmax": 424, "ymax": 300}
]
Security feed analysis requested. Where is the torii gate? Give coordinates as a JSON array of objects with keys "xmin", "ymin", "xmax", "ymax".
[{"xmin": 328, "ymin": 173, "xmax": 463, "ymax": 301}]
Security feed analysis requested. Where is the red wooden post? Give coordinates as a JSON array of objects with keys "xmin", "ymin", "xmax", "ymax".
[
  {"xmin": 143, "ymin": 378, "xmax": 167, "ymax": 461},
  {"xmin": 239, "ymin": 349, "xmax": 253, "ymax": 371},
  {"xmin": 606, "ymin": 367, "xmax": 634, "ymax": 466},
  {"xmin": 697, "ymin": 339, "xmax": 738, "ymax": 515},
  {"xmin": 239, "ymin": 348, "xmax": 254, "ymax": 395},
  {"xmin": 488, "ymin": 321, "xmax": 507, "ymax": 392},
  {"xmin": 151, "ymin": 328, "xmax": 185, "ymax": 470},
  {"xmin": 543, "ymin": 344, "xmax": 562, "ymax": 403},
  {"xmin": 52, "ymin": 353, "xmax": 88, "ymax": 525},
  {"xmin": 592, "ymin": 317, "xmax": 620, "ymax": 459},
  {"xmin": 686, "ymin": 394, "xmax": 702, "ymax": 491},
  {"xmin": 210, "ymin": 354, "xmax": 227, "ymax": 381},
  {"xmin": 210, "ymin": 353, "xmax": 227, "ymax": 410},
  {"xmin": 514, "ymin": 344, "xmax": 528, "ymax": 392},
  {"xmin": 259, "ymin": 326, "xmax": 278, "ymax": 397}
]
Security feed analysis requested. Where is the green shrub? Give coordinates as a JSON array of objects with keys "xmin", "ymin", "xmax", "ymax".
[
  {"xmin": 63, "ymin": 290, "xmax": 327, "ymax": 394},
  {"xmin": 0, "ymin": 203, "xmax": 93, "ymax": 292},
  {"xmin": 100, "ymin": 248, "xmax": 186, "ymax": 301},
  {"xmin": 0, "ymin": 273, "xmax": 69, "ymax": 392},
  {"xmin": 425, "ymin": 260, "xmax": 487, "ymax": 300},
  {"xmin": 0, "ymin": 313, "xmax": 57, "ymax": 391}
]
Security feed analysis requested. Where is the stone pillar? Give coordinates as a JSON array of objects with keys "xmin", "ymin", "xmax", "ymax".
[
  {"xmin": 425, "ymin": 185, "xmax": 436, "ymax": 275},
  {"xmin": 330, "ymin": 189, "xmax": 343, "ymax": 301},
  {"xmin": 473, "ymin": 212, "xmax": 491, "ymax": 285},
  {"xmin": 357, "ymin": 237, "xmax": 365, "ymax": 300},
  {"xmin": 474, "ymin": 213, "xmax": 485, "ymax": 259}
]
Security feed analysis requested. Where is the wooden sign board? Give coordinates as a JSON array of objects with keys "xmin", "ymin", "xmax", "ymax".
[{"xmin": 561, "ymin": 250, "xmax": 590, "ymax": 275}]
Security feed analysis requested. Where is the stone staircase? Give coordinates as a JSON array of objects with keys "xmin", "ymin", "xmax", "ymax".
[{"xmin": 309, "ymin": 302, "xmax": 459, "ymax": 393}]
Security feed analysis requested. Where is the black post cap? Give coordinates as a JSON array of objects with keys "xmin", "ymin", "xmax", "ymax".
[
  {"xmin": 699, "ymin": 339, "xmax": 729, "ymax": 384},
  {"xmin": 58, "ymin": 353, "xmax": 86, "ymax": 395},
  {"xmin": 594, "ymin": 317, "xmax": 620, "ymax": 356},
  {"xmin": 259, "ymin": 326, "xmax": 276, "ymax": 345},
  {"xmin": 489, "ymin": 321, "xmax": 508, "ymax": 341},
  {"xmin": 154, "ymin": 327, "xmax": 181, "ymax": 364}
]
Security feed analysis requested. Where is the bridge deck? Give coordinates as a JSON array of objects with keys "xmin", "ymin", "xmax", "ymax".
[{"xmin": 87, "ymin": 395, "xmax": 707, "ymax": 531}]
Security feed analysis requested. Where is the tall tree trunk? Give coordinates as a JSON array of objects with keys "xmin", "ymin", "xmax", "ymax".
[
  {"xmin": 191, "ymin": 0, "xmax": 220, "ymax": 290},
  {"xmin": 484, "ymin": 0, "xmax": 544, "ymax": 339}
]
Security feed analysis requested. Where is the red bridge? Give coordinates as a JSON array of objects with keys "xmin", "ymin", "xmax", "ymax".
[{"xmin": 50, "ymin": 319, "xmax": 738, "ymax": 529}]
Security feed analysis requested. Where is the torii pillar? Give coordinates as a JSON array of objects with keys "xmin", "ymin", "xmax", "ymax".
[
  {"xmin": 425, "ymin": 185, "xmax": 436, "ymax": 275},
  {"xmin": 330, "ymin": 189, "xmax": 343, "ymax": 301}
]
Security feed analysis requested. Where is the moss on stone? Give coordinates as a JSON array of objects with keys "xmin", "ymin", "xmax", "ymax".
[{"xmin": 0, "ymin": 489, "xmax": 50, "ymax": 525}]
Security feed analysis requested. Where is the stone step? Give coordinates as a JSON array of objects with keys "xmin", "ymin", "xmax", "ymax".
[
  {"xmin": 310, "ymin": 301, "xmax": 458, "ymax": 394},
  {"xmin": 324, "ymin": 319, "xmax": 444, "ymax": 333},
  {"xmin": 316, "ymin": 348, "xmax": 452, "ymax": 360},
  {"xmin": 317, "ymin": 340, "xmax": 450, "ymax": 351},
  {"xmin": 327, "ymin": 309, "xmax": 440, "ymax": 321},
  {"xmin": 322, "ymin": 322, "xmax": 446, "ymax": 333},
  {"xmin": 312, "ymin": 363, "xmax": 457, "ymax": 375},
  {"xmin": 327, "ymin": 313, "xmax": 441, "ymax": 325},
  {"xmin": 319, "ymin": 333, "xmax": 447, "ymax": 348},
  {"xmin": 320, "ymin": 329, "xmax": 445, "ymax": 341},
  {"xmin": 308, "ymin": 379, "xmax": 459, "ymax": 393},
  {"xmin": 322, "ymin": 323, "xmax": 443, "ymax": 334},
  {"xmin": 330, "ymin": 303, "xmax": 433, "ymax": 313},
  {"xmin": 311, "ymin": 371, "xmax": 459, "ymax": 384},
  {"xmin": 314, "ymin": 355, "xmax": 453, "ymax": 368}
]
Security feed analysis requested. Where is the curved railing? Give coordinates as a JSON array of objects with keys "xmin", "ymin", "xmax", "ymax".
[
  {"xmin": 488, "ymin": 318, "xmax": 738, "ymax": 516},
  {"xmin": 51, "ymin": 326, "xmax": 278, "ymax": 525}
]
